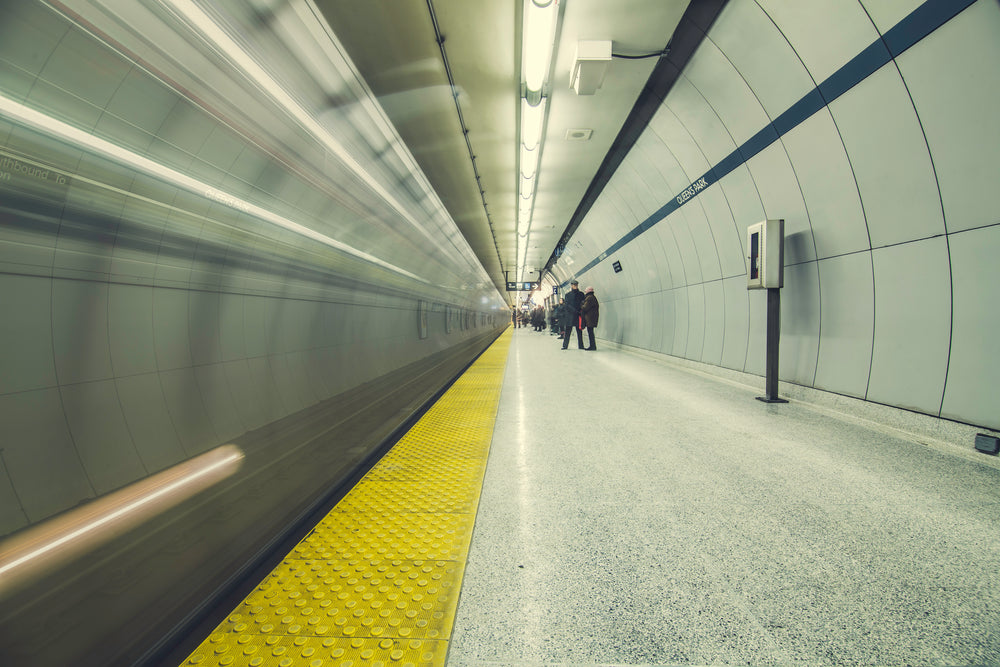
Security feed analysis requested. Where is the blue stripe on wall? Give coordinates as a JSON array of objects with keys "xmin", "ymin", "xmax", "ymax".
[{"xmin": 562, "ymin": 0, "xmax": 976, "ymax": 286}]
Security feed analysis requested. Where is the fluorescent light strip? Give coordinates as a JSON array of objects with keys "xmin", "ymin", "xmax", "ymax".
[
  {"xmin": 0, "ymin": 95, "xmax": 424, "ymax": 282},
  {"xmin": 522, "ymin": 0, "xmax": 558, "ymax": 93},
  {"xmin": 159, "ymin": 0, "xmax": 439, "ymax": 258},
  {"xmin": 521, "ymin": 97, "xmax": 546, "ymax": 148}
]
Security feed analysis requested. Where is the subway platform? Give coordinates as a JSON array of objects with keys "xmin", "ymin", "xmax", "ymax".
[
  {"xmin": 447, "ymin": 327, "xmax": 1000, "ymax": 665},
  {"xmin": 182, "ymin": 326, "xmax": 1000, "ymax": 666}
]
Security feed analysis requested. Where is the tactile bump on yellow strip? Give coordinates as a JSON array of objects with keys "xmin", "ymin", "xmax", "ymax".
[{"xmin": 181, "ymin": 330, "xmax": 511, "ymax": 667}]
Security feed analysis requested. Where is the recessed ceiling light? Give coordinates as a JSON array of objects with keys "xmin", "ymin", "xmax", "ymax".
[{"xmin": 565, "ymin": 128, "xmax": 593, "ymax": 141}]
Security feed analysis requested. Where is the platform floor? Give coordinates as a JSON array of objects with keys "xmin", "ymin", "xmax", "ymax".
[{"xmin": 448, "ymin": 327, "xmax": 1000, "ymax": 666}]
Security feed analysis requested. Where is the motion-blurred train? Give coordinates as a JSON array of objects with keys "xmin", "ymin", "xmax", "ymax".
[{"xmin": 0, "ymin": 2, "xmax": 506, "ymax": 664}]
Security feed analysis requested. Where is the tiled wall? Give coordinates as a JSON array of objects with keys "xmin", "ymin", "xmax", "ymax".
[{"xmin": 554, "ymin": 0, "xmax": 999, "ymax": 430}]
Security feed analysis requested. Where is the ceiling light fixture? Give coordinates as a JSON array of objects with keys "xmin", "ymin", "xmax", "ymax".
[
  {"xmin": 522, "ymin": 0, "xmax": 558, "ymax": 99},
  {"xmin": 520, "ymin": 97, "xmax": 546, "ymax": 149},
  {"xmin": 516, "ymin": 0, "xmax": 561, "ymax": 281}
]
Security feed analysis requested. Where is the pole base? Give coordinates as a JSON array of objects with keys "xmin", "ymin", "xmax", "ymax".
[{"xmin": 756, "ymin": 396, "xmax": 789, "ymax": 404}]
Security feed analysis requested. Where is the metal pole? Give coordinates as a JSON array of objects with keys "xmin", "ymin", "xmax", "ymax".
[{"xmin": 757, "ymin": 287, "xmax": 788, "ymax": 404}]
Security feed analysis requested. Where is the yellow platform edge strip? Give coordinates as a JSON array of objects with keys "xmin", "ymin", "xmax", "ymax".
[{"xmin": 181, "ymin": 329, "xmax": 512, "ymax": 667}]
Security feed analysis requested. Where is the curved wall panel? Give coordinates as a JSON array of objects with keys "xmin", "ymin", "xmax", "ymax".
[
  {"xmin": 554, "ymin": 0, "xmax": 1000, "ymax": 431},
  {"xmin": 0, "ymin": 0, "xmax": 505, "ymax": 537}
]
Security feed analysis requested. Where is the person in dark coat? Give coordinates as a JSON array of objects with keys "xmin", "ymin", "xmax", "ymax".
[
  {"xmin": 553, "ymin": 298, "xmax": 567, "ymax": 336},
  {"xmin": 581, "ymin": 286, "xmax": 600, "ymax": 351},
  {"xmin": 561, "ymin": 280, "xmax": 585, "ymax": 350}
]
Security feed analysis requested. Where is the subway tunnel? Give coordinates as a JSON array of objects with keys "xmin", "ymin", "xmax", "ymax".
[{"xmin": 0, "ymin": 0, "xmax": 998, "ymax": 665}]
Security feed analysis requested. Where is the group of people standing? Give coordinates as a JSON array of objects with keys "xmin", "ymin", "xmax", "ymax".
[
  {"xmin": 554, "ymin": 280, "xmax": 599, "ymax": 351},
  {"xmin": 511, "ymin": 280, "xmax": 600, "ymax": 350}
]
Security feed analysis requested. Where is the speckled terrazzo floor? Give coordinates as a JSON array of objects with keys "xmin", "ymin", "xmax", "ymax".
[{"xmin": 447, "ymin": 328, "xmax": 1000, "ymax": 666}]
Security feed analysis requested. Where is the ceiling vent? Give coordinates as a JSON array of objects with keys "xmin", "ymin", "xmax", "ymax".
[{"xmin": 565, "ymin": 128, "xmax": 593, "ymax": 141}]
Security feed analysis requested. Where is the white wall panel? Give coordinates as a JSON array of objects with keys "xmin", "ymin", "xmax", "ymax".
[
  {"xmin": 647, "ymin": 105, "xmax": 712, "ymax": 183},
  {"xmin": 616, "ymin": 145, "xmax": 665, "ymax": 223},
  {"xmin": 777, "ymin": 262, "xmax": 820, "ymax": 386},
  {"xmin": 814, "ymin": 253, "xmax": 875, "ymax": 398},
  {"xmin": 242, "ymin": 295, "xmax": 270, "ymax": 359},
  {"xmin": 613, "ymin": 244, "xmax": 639, "ymax": 296},
  {"xmin": 758, "ymin": 0, "xmax": 880, "ymax": 84},
  {"xmin": 668, "ymin": 213, "xmax": 702, "ymax": 285},
  {"xmin": 621, "ymin": 297, "xmax": 636, "ymax": 349},
  {"xmin": 152, "ymin": 288, "xmax": 192, "ymax": 370},
  {"xmin": 188, "ymin": 291, "xmax": 223, "ymax": 365},
  {"xmin": 746, "ymin": 142, "xmax": 815, "ymax": 265},
  {"xmin": 895, "ymin": 0, "xmax": 1000, "ymax": 233},
  {"xmin": 61, "ymin": 379, "xmax": 146, "ymax": 494},
  {"xmin": 0, "ymin": 464, "xmax": 27, "ymax": 536},
  {"xmin": 219, "ymin": 293, "xmax": 247, "ymax": 362},
  {"xmin": 159, "ymin": 367, "xmax": 217, "ymax": 454},
  {"xmin": 267, "ymin": 298, "xmax": 304, "ymax": 354},
  {"xmin": 941, "ymin": 225, "xmax": 1000, "ymax": 430},
  {"xmin": 0, "ymin": 2, "xmax": 67, "ymax": 96},
  {"xmin": 108, "ymin": 284, "xmax": 157, "ymax": 377},
  {"xmin": 52, "ymin": 279, "xmax": 113, "ymax": 384},
  {"xmin": 671, "ymin": 287, "xmax": 689, "ymax": 357},
  {"xmin": 114, "ymin": 373, "xmax": 187, "ymax": 472},
  {"xmin": 284, "ymin": 351, "xmax": 323, "ymax": 408},
  {"xmin": 269, "ymin": 353, "xmax": 308, "ymax": 415},
  {"xmin": 154, "ymin": 100, "xmax": 216, "ymax": 169},
  {"xmin": 194, "ymin": 364, "xmax": 245, "ymax": 444},
  {"xmin": 641, "ymin": 226, "xmax": 673, "ymax": 294},
  {"xmin": 0, "ymin": 388, "xmax": 93, "ymax": 523},
  {"xmin": 650, "ymin": 218, "xmax": 685, "ymax": 289},
  {"xmin": 721, "ymin": 275, "xmax": 749, "ymax": 371},
  {"xmin": 829, "ymin": 65, "xmax": 944, "ymax": 248},
  {"xmin": 868, "ymin": 238, "xmax": 950, "ymax": 414},
  {"xmin": 606, "ymin": 176, "xmax": 664, "ymax": 295},
  {"xmin": 717, "ymin": 165, "xmax": 766, "ymax": 241},
  {"xmin": 596, "ymin": 297, "xmax": 617, "ymax": 346},
  {"xmin": 681, "ymin": 201, "xmax": 723, "ymax": 283},
  {"xmin": 664, "ymin": 76, "xmax": 739, "ymax": 165},
  {"xmin": 247, "ymin": 356, "xmax": 285, "ymax": 427},
  {"xmin": 781, "ymin": 110, "xmax": 869, "ymax": 259},
  {"xmin": 698, "ymin": 185, "xmax": 745, "ymax": 278},
  {"xmin": 658, "ymin": 289, "xmax": 677, "ymax": 355},
  {"xmin": 632, "ymin": 129, "xmax": 692, "ymax": 203},
  {"xmin": 683, "ymin": 39, "xmax": 771, "ymax": 149},
  {"xmin": 35, "ymin": 28, "xmax": 128, "ymax": 127},
  {"xmin": 645, "ymin": 290, "xmax": 664, "ymax": 352},
  {"xmin": 194, "ymin": 125, "xmax": 244, "ymax": 178},
  {"xmin": 222, "ymin": 358, "xmax": 259, "ymax": 432},
  {"xmin": 0, "ymin": 274, "xmax": 56, "ymax": 394},
  {"xmin": 710, "ymin": 0, "xmax": 815, "ymax": 117},
  {"xmin": 686, "ymin": 283, "xmax": 706, "ymax": 362},
  {"xmin": 702, "ymin": 280, "xmax": 725, "ymax": 366},
  {"xmin": 99, "ymin": 71, "xmax": 172, "ymax": 154},
  {"xmin": 303, "ymin": 350, "xmax": 332, "ymax": 401}
]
